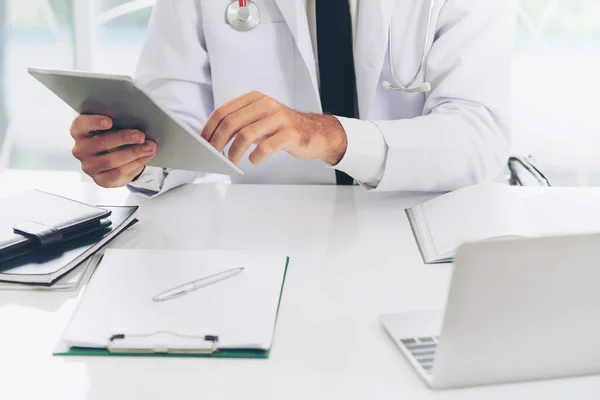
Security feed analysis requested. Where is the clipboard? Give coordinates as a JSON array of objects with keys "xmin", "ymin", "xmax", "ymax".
[{"xmin": 55, "ymin": 250, "xmax": 290, "ymax": 359}]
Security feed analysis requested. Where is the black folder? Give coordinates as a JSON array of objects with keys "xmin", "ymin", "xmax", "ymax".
[
  {"xmin": 0, "ymin": 205, "xmax": 138, "ymax": 284},
  {"xmin": 0, "ymin": 190, "xmax": 112, "ymax": 264}
]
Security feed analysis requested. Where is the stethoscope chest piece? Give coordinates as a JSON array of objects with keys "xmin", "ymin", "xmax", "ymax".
[{"xmin": 227, "ymin": 1, "xmax": 260, "ymax": 32}]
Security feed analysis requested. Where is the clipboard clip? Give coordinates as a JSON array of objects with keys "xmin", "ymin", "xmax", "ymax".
[{"xmin": 108, "ymin": 331, "xmax": 219, "ymax": 354}]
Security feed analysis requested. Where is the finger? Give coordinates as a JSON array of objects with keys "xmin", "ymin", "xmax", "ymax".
[
  {"xmin": 227, "ymin": 113, "xmax": 286, "ymax": 165},
  {"xmin": 82, "ymin": 141, "xmax": 156, "ymax": 176},
  {"xmin": 70, "ymin": 115, "xmax": 113, "ymax": 138},
  {"xmin": 209, "ymin": 96, "xmax": 280, "ymax": 153},
  {"xmin": 72, "ymin": 129, "xmax": 146, "ymax": 158},
  {"xmin": 248, "ymin": 129, "xmax": 295, "ymax": 165},
  {"xmin": 92, "ymin": 153, "xmax": 154, "ymax": 189},
  {"xmin": 200, "ymin": 91, "xmax": 265, "ymax": 142}
]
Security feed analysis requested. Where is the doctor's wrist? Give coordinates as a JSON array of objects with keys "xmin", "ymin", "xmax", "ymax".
[{"xmin": 318, "ymin": 114, "xmax": 347, "ymax": 165}]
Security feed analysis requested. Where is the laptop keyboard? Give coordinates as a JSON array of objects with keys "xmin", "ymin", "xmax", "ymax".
[{"xmin": 400, "ymin": 336, "xmax": 439, "ymax": 374}]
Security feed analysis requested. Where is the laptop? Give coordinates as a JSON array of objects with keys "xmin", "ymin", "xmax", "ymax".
[{"xmin": 381, "ymin": 233, "xmax": 600, "ymax": 389}]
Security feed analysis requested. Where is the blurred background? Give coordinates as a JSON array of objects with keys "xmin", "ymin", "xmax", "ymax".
[{"xmin": 0, "ymin": 0, "xmax": 598, "ymax": 186}]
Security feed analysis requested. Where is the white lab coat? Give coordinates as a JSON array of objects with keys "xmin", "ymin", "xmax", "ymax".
[{"xmin": 134, "ymin": 0, "xmax": 516, "ymax": 193}]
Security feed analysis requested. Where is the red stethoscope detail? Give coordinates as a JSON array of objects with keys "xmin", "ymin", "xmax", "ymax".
[{"xmin": 226, "ymin": 0, "xmax": 260, "ymax": 32}]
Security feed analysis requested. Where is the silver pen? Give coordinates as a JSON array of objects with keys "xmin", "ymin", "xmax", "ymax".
[{"xmin": 152, "ymin": 267, "xmax": 245, "ymax": 302}]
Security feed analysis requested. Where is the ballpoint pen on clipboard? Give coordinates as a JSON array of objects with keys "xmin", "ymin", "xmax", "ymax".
[{"xmin": 152, "ymin": 267, "xmax": 245, "ymax": 303}]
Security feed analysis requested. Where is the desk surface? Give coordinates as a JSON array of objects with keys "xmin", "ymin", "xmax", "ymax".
[{"xmin": 1, "ymin": 170, "xmax": 600, "ymax": 400}]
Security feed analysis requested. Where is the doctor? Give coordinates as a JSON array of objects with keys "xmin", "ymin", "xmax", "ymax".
[{"xmin": 69, "ymin": 0, "xmax": 517, "ymax": 195}]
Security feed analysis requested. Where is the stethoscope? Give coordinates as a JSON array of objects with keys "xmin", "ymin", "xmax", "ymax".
[
  {"xmin": 226, "ymin": 0, "xmax": 435, "ymax": 94},
  {"xmin": 382, "ymin": 0, "xmax": 435, "ymax": 93},
  {"xmin": 226, "ymin": 0, "xmax": 260, "ymax": 32}
]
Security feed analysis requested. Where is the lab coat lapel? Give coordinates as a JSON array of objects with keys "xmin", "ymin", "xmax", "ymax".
[
  {"xmin": 273, "ymin": 0, "xmax": 321, "ymax": 110},
  {"xmin": 354, "ymin": 0, "xmax": 397, "ymax": 118}
]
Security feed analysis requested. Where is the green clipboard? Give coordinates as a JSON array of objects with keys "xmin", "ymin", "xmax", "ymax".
[{"xmin": 54, "ymin": 257, "xmax": 289, "ymax": 359}]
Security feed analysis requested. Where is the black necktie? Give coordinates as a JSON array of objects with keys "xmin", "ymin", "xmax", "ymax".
[{"xmin": 316, "ymin": 0, "xmax": 355, "ymax": 186}]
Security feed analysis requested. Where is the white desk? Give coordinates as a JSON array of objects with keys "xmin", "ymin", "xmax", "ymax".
[{"xmin": 1, "ymin": 170, "xmax": 600, "ymax": 400}]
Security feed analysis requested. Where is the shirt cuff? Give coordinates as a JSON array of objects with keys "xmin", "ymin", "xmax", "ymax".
[
  {"xmin": 332, "ymin": 116, "xmax": 388, "ymax": 187},
  {"xmin": 128, "ymin": 166, "xmax": 166, "ymax": 194}
]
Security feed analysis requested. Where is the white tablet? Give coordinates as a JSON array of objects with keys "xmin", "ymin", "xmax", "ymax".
[{"xmin": 28, "ymin": 67, "xmax": 242, "ymax": 177}]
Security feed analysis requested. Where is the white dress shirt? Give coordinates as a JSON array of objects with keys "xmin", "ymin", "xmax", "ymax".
[{"xmin": 130, "ymin": 0, "xmax": 387, "ymax": 196}]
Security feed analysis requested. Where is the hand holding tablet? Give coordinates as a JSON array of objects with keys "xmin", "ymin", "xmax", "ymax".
[
  {"xmin": 29, "ymin": 67, "xmax": 242, "ymax": 188},
  {"xmin": 70, "ymin": 115, "xmax": 157, "ymax": 188}
]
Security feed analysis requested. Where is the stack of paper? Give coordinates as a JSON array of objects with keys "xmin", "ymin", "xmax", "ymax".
[{"xmin": 0, "ymin": 253, "xmax": 103, "ymax": 291}]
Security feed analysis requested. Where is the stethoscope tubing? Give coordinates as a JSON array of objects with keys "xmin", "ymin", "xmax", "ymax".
[
  {"xmin": 385, "ymin": 0, "xmax": 435, "ymax": 93},
  {"xmin": 228, "ymin": 0, "xmax": 435, "ymax": 94}
]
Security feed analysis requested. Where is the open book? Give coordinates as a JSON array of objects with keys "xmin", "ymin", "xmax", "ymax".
[{"xmin": 407, "ymin": 184, "xmax": 600, "ymax": 264}]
